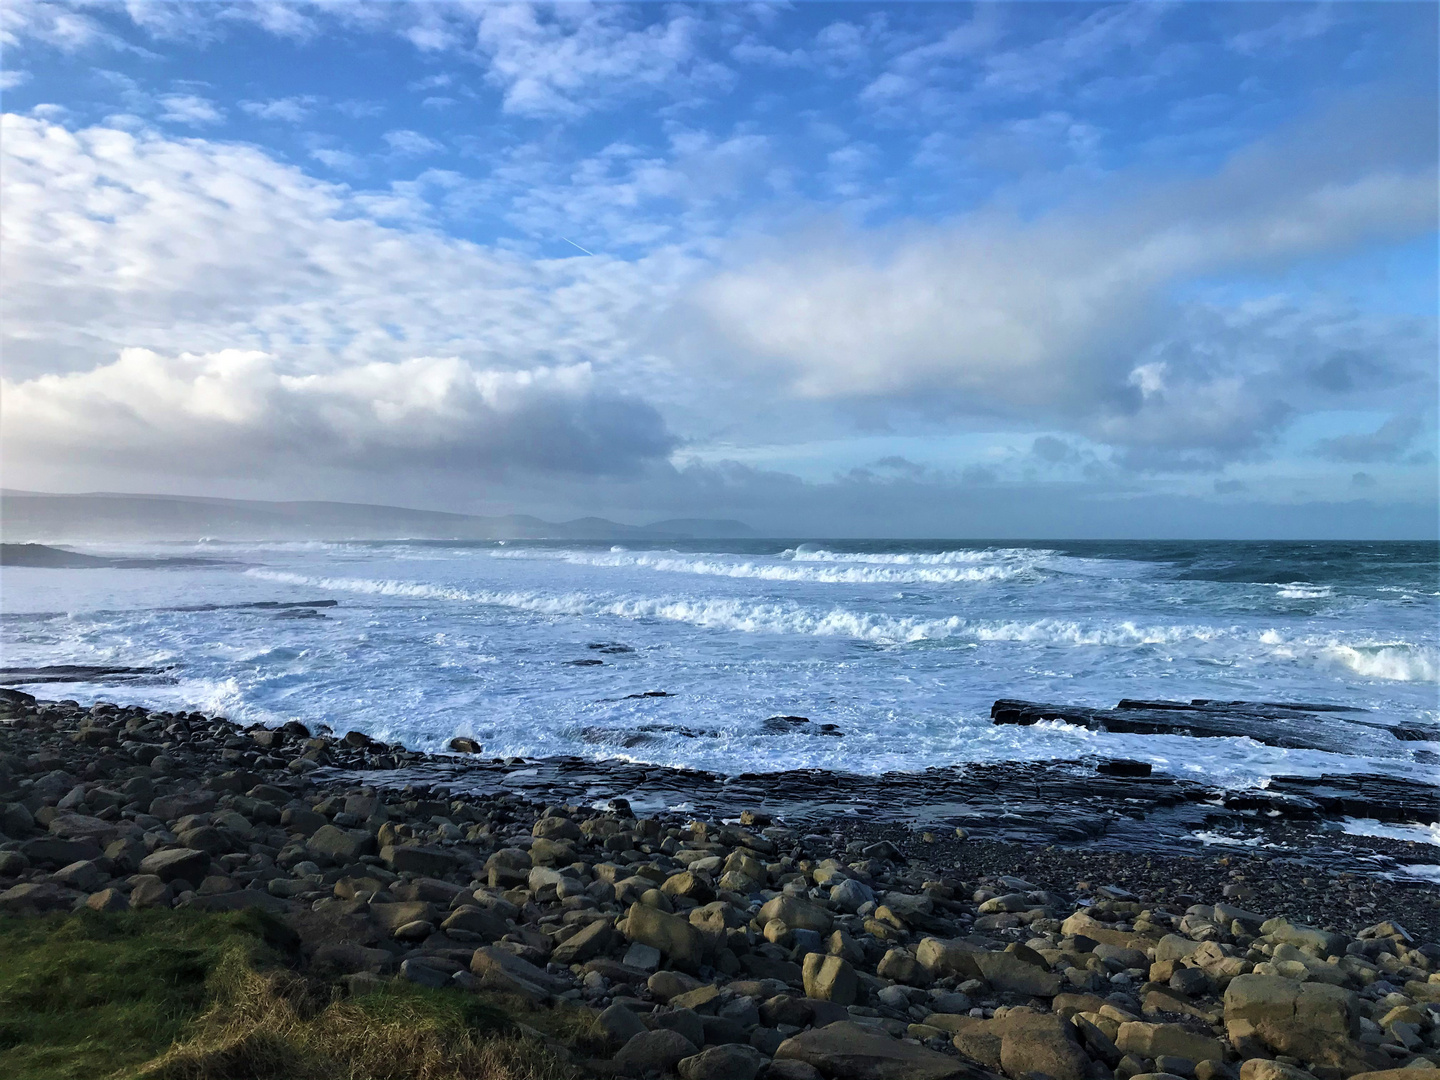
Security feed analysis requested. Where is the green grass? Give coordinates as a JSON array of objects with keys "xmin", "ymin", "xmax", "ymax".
[
  {"xmin": 0, "ymin": 909, "xmax": 588, "ymax": 1080},
  {"xmin": 0, "ymin": 908, "xmax": 296, "ymax": 1080}
]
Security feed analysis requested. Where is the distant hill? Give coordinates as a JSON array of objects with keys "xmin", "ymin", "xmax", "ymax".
[{"xmin": 0, "ymin": 491, "xmax": 754, "ymax": 542}]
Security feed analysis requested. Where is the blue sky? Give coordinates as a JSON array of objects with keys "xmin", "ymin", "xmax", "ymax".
[{"xmin": 1, "ymin": 1, "xmax": 1436, "ymax": 537}]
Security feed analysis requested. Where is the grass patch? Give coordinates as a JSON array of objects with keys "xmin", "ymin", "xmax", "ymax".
[
  {"xmin": 0, "ymin": 910, "xmax": 583, "ymax": 1080},
  {"xmin": 0, "ymin": 908, "xmax": 294, "ymax": 1080}
]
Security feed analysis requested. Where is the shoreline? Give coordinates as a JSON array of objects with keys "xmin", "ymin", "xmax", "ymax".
[{"xmin": 3, "ymin": 688, "xmax": 1439, "ymax": 1079}]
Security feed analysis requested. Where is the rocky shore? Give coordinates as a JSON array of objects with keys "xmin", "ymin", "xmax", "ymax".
[{"xmin": 2, "ymin": 688, "xmax": 1438, "ymax": 1080}]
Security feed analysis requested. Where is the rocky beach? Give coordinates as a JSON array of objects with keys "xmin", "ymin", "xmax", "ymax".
[{"xmin": 2, "ymin": 686, "xmax": 1437, "ymax": 1080}]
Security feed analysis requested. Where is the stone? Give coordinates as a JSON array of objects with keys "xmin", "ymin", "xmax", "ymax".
[
  {"xmin": 623, "ymin": 901, "xmax": 706, "ymax": 970},
  {"xmin": 767, "ymin": 1063, "xmax": 825, "ymax": 1080},
  {"xmin": 648, "ymin": 970, "xmax": 703, "ymax": 1002},
  {"xmin": 776, "ymin": 1021, "xmax": 973, "ymax": 1080},
  {"xmin": 598, "ymin": 1003, "xmax": 648, "ymax": 1046},
  {"xmin": 85, "ymin": 887, "xmax": 130, "ymax": 912},
  {"xmin": 128, "ymin": 874, "xmax": 172, "ymax": 908},
  {"xmin": 942, "ymin": 1016, "xmax": 1004, "ymax": 1068},
  {"xmin": 400, "ymin": 958, "xmax": 452, "ymax": 988},
  {"xmin": 53, "ymin": 859, "xmax": 106, "ymax": 892},
  {"xmin": 552, "ymin": 919, "xmax": 613, "ymax": 965},
  {"xmin": 470, "ymin": 946, "xmax": 570, "ymax": 999},
  {"xmin": 661, "ymin": 870, "xmax": 714, "ymax": 904},
  {"xmin": 306, "ymin": 824, "xmax": 375, "ymax": 863},
  {"xmin": 655, "ymin": 1007, "xmax": 706, "ymax": 1048},
  {"xmin": 803, "ymin": 953, "xmax": 858, "ymax": 1005},
  {"xmin": 1156, "ymin": 935, "xmax": 1204, "ymax": 963},
  {"xmin": 138, "ymin": 847, "xmax": 211, "ymax": 885},
  {"xmin": 831, "ymin": 878, "xmax": 876, "ymax": 913},
  {"xmin": 1116, "ymin": 1022, "xmax": 1224, "ymax": 1065},
  {"xmin": 917, "ymin": 937, "xmax": 985, "ymax": 980},
  {"xmin": 392, "ymin": 919, "xmax": 434, "ymax": 942},
  {"xmin": 1239, "ymin": 1062, "xmax": 1318, "ymax": 1080},
  {"xmin": 1223, "ymin": 974, "xmax": 1360, "ymax": 1067},
  {"xmin": 759, "ymin": 895, "xmax": 834, "ymax": 934},
  {"xmin": 678, "ymin": 1044, "xmax": 767, "ymax": 1080},
  {"xmin": 878, "ymin": 948, "xmax": 932, "ymax": 988},
  {"xmin": 1000, "ymin": 1008, "xmax": 1090, "ymax": 1080},
  {"xmin": 441, "ymin": 905, "xmax": 508, "ymax": 941},
  {"xmin": 22, "ymin": 837, "xmax": 103, "ymax": 868},
  {"xmin": 0, "ymin": 882, "xmax": 71, "ymax": 914},
  {"xmin": 624, "ymin": 941, "xmax": 662, "ymax": 973},
  {"xmin": 369, "ymin": 901, "xmax": 437, "ymax": 934},
  {"xmin": 974, "ymin": 950, "xmax": 1063, "ymax": 997},
  {"xmin": 613, "ymin": 1029, "xmax": 699, "ymax": 1078},
  {"xmin": 448, "ymin": 737, "xmax": 482, "ymax": 754},
  {"xmin": 1260, "ymin": 920, "xmax": 1347, "ymax": 959},
  {"xmin": 528, "ymin": 838, "xmax": 577, "ymax": 866}
]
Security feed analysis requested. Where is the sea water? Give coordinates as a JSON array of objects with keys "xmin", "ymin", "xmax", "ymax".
[{"xmin": 2, "ymin": 539, "xmax": 1436, "ymax": 789}]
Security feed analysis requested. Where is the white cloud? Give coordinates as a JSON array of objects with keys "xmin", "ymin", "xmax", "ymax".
[
  {"xmin": 1, "ymin": 69, "xmax": 30, "ymax": 91},
  {"xmin": 383, "ymin": 128, "xmax": 443, "ymax": 155},
  {"xmin": 1, "ymin": 0, "xmax": 119, "ymax": 51},
  {"xmin": 0, "ymin": 113, "xmax": 681, "ymax": 404},
  {"xmin": 1, "ymin": 349, "xmax": 674, "ymax": 477},
  {"xmin": 240, "ymin": 95, "xmax": 316, "ymax": 122},
  {"xmin": 472, "ymin": 3, "xmax": 731, "ymax": 118},
  {"xmin": 157, "ymin": 92, "xmax": 223, "ymax": 125},
  {"xmin": 671, "ymin": 107, "xmax": 1437, "ymax": 463}
]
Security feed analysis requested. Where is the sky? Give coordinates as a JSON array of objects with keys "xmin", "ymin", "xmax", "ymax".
[{"xmin": 0, "ymin": 0, "xmax": 1436, "ymax": 538}]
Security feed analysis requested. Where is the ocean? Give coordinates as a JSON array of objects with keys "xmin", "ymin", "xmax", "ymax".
[{"xmin": 2, "ymin": 539, "xmax": 1436, "ymax": 793}]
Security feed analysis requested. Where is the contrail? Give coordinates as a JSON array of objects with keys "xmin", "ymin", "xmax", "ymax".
[{"xmin": 561, "ymin": 237, "xmax": 596, "ymax": 256}]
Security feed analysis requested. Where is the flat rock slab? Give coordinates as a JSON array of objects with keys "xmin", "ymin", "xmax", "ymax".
[
  {"xmin": 776, "ymin": 1020, "xmax": 984, "ymax": 1080},
  {"xmin": 991, "ymin": 698, "xmax": 1421, "ymax": 757}
]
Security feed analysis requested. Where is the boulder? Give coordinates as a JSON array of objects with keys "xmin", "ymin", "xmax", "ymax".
[
  {"xmin": 598, "ymin": 1003, "xmax": 648, "ymax": 1047},
  {"xmin": 440, "ymin": 905, "xmax": 508, "ymax": 941},
  {"xmin": 1223, "ymin": 974, "xmax": 1360, "ymax": 1067},
  {"xmin": 623, "ymin": 902, "xmax": 706, "ymax": 970},
  {"xmin": 943, "ymin": 1016, "xmax": 1004, "ymax": 1068},
  {"xmin": 380, "ymin": 844, "xmax": 459, "ymax": 877},
  {"xmin": 1239, "ymin": 1062, "xmax": 1318, "ymax": 1080},
  {"xmin": 999, "ymin": 1008, "xmax": 1089, "ymax": 1080},
  {"xmin": 614, "ymin": 1029, "xmax": 699, "ymax": 1078},
  {"xmin": 138, "ymin": 847, "xmax": 211, "ymax": 885},
  {"xmin": 368, "ymin": 901, "xmax": 437, "ymax": 934},
  {"xmin": 974, "ymin": 950, "xmax": 1063, "ymax": 997},
  {"xmin": 1116, "ymin": 1022, "xmax": 1224, "ymax": 1064},
  {"xmin": 759, "ymin": 895, "xmax": 834, "ymax": 934},
  {"xmin": 678, "ymin": 1044, "xmax": 767, "ymax": 1080},
  {"xmin": 85, "ymin": 887, "xmax": 130, "ymax": 912},
  {"xmin": 552, "ymin": 919, "xmax": 613, "ymax": 965},
  {"xmin": 470, "ymin": 946, "xmax": 570, "ymax": 999},
  {"xmin": 306, "ymin": 824, "xmax": 374, "ymax": 863},
  {"xmin": 917, "ymin": 937, "xmax": 985, "ymax": 980},
  {"xmin": 776, "ymin": 1021, "xmax": 975, "ymax": 1080},
  {"xmin": 803, "ymin": 953, "xmax": 858, "ymax": 1005},
  {"xmin": 877, "ymin": 948, "xmax": 932, "ymax": 988}
]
